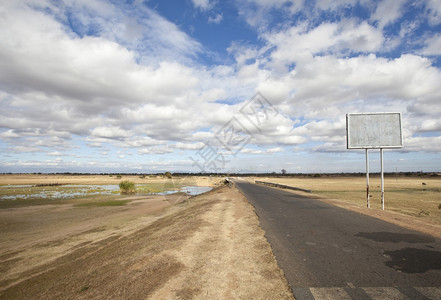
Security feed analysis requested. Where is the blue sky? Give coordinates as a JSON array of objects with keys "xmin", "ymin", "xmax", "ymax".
[{"xmin": 1, "ymin": 0, "xmax": 441, "ymax": 173}]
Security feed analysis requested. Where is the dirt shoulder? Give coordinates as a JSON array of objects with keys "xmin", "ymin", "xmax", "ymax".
[{"xmin": 0, "ymin": 185, "xmax": 293, "ymax": 299}]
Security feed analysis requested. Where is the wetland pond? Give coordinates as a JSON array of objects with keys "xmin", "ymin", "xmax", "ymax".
[{"xmin": 0, "ymin": 184, "xmax": 212, "ymax": 201}]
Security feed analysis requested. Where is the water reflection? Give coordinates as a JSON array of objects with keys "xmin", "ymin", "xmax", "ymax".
[
  {"xmin": 154, "ymin": 186, "xmax": 212, "ymax": 196},
  {"xmin": 0, "ymin": 184, "xmax": 212, "ymax": 200}
]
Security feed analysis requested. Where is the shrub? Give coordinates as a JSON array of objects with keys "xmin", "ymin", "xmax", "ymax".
[
  {"xmin": 119, "ymin": 180, "xmax": 136, "ymax": 194},
  {"xmin": 164, "ymin": 171, "xmax": 172, "ymax": 179}
]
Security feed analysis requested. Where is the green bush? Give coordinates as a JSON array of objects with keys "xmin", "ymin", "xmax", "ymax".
[{"xmin": 119, "ymin": 180, "xmax": 136, "ymax": 194}]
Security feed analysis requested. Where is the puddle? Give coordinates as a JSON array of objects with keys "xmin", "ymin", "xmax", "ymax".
[{"xmin": 181, "ymin": 186, "xmax": 212, "ymax": 195}]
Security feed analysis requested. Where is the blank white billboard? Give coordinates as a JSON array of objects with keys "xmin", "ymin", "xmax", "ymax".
[{"xmin": 346, "ymin": 113, "xmax": 403, "ymax": 149}]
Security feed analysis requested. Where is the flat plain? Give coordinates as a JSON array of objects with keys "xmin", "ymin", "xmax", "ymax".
[
  {"xmin": 1, "ymin": 174, "xmax": 440, "ymax": 298},
  {"xmin": 0, "ymin": 174, "xmax": 292, "ymax": 299}
]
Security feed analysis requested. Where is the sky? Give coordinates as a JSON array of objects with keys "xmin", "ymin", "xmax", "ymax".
[{"xmin": 0, "ymin": 0, "xmax": 441, "ymax": 174}]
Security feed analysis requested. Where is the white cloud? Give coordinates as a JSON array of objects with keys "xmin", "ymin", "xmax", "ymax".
[
  {"xmin": 175, "ymin": 142, "xmax": 206, "ymax": 150},
  {"xmin": 0, "ymin": 0, "xmax": 217, "ymax": 156},
  {"xmin": 264, "ymin": 21, "xmax": 384, "ymax": 68},
  {"xmin": 315, "ymin": 0, "xmax": 357, "ymax": 11},
  {"xmin": 371, "ymin": 0, "xmax": 406, "ymax": 29},
  {"xmin": 267, "ymin": 147, "xmax": 284, "ymax": 153},
  {"xmin": 208, "ymin": 13, "xmax": 223, "ymax": 24},
  {"xmin": 0, "ymin": 3, "xmax": 202, "ymax": 115},
  {"xmin": 240, "ymin": 146, "xmax": 284, "ymax": 155},
  {"xmin": 138, "ymin": 146, "xmax": 174, "ymax": 155},
  {"xmin": 121, "ymin": 136, "xmax": 165, "ymax": 148},
  {"xmin": 403, "ymin": 136, "xmax": 441, "ymax": 153},
  {"xmin": 48, "ymin": 151, "xmax": 63, "ymax": 156},
  {"xmin": 0, "ymin": 130, "xmax": 21, "ymax": 139},
  {"xmin": 421, "ymin": 33, "xmax": 441, "ymax": 55},
  {"xmin": 91, "ymin": 126, "xmax": 131, "ymax": 139},
  {"xmin": 425, "ymin": 0, "xmax": 441, "ymax": 25},
  {"xmin": 240, "ymin": 148, "xmax": 265, "ymax": 154},
  {"xmin": 192, "ymin": 0, "xmax": 214, "ymax": 11}
]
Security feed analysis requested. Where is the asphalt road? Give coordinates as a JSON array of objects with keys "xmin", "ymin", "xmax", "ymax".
[{"xmin": 235, "ymin": 181, "xmax": 441, "ymax": 300}]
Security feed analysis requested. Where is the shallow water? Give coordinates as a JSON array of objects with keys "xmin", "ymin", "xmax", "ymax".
[
  {"xmin": 180, "ymin": 186, "xmax": 212, "ymax": 195},
  {"xmin": 154, "ymin": 186, "xmax": 212, "ymax": 196},
  {"xmin": 0, "ymin": 184, "xmax": 212, "ymax": 200}
]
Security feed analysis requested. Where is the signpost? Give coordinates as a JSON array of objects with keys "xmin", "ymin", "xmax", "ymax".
[{"xmin": 346, "ymin": 113, "xmax": 403, "ymax": 210}]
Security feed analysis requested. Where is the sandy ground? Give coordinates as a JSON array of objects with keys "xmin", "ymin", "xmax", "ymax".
[{"xmin": 0, "ymin": 184, "xmax": 293, "ymax": 299}]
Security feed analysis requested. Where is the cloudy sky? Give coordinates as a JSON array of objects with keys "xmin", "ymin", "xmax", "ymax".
[{"xmin": 1, "ymin": 0, "xmax": 441, "ymax": 174}]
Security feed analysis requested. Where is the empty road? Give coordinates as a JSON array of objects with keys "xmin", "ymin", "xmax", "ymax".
[{"xmin": 236, "ymin": 181, "xmax": 441, "ymax": 300}]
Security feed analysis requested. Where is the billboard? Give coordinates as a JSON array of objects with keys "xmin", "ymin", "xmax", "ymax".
[{"xmin": 346, "ymin": 113, "xmax": 403, "ymax": 149}]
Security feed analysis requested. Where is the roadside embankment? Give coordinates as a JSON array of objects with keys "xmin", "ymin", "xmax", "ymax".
[{"xmin": 0, "ymin": 185, "xmax": 293, "ymax": 299}]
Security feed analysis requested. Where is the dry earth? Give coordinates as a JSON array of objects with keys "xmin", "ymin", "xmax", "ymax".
[{"xmin": 0, "ymin": 184, "xmax": 293, "ymax": 299}]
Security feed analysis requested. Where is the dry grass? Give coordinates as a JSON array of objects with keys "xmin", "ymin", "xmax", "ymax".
[
  {"xmin": 250, "ymin": 176, "xmax": 441, "ymax": 225},
  {"xmin": 0, "ymin": 174, "xmax": 223, "ymax": 186}
]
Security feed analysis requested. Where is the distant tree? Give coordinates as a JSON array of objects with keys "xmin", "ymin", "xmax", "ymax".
[
  {"xmin": 281, "ymin": 169, "xmax": 287, "ymax": 175},
  {"xmin": 164, "ymin": 171, "xmax": 172, "ymax": 179}
]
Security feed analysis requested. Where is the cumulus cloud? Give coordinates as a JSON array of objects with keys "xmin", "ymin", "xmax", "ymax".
[
  {"xmin": 421, "ymin": 33, "xmax": 441, "ymax": 55},
  {"xmin": 138, "ymin": 146, "xmax": 174, "ymax": 155},
  {"xmin": 264, "ymin": 20, "xmax": 384, "ymax": 69},
  {"xmin": 192, "ymin": 0, "xmax": 214, "ymax": 11},
  {"xmin": 315, "ymin": 0, "xmax": 357, "ymax": 11},
  {"xmin": 425, "ymin": 0, "xmax": 441, "ymax": 25},
  {"xmin": 175, "ymin": 142, "xmax": 206, "ymax": 150},
  {"xmin": 371, "ymin": 0, "xmax": 406, "ymax": 29},
  {"xmin": 240, "ymin": 147, "xmax": 284, "ymax": 155},
  {"xmin": 91, "ymin": 126, "xmax": 131, "ymax": 139}
]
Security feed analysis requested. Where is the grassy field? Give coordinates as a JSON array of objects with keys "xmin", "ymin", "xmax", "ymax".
[
  {"xmin": 0, "ymin": 174, "xmax": 222, "ymax": 209},
  {"xmin": 253, "ymin": 176, "xmax": 441, "ymax": 225},
  {"xmin": 0, "ymin": 173, "xmax": 219, "ymax": 186}
]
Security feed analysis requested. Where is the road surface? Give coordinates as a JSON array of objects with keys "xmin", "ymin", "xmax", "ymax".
[{"xmin": 236, "ymin": 181, "xmax": 441, "ymax": 300}]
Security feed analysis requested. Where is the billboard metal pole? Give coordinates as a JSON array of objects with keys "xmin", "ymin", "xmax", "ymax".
[
  {"xmin": 380, "ymin": 148, "xmax": 384, "ymax": 210},
  {"xmin": 346, "ymin": 113, "xmax": 402, "ymax": 211},
  {"xmin": 366, "ymin": 149, "xmax": 370, "ymax": 208}
]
